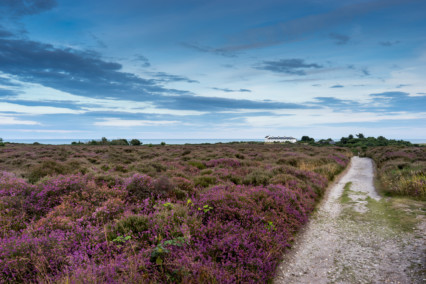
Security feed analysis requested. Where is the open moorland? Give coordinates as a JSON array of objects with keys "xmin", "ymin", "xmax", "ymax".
[{"xmin": 0, "ymin": 143, "xmax": 351, "ymax": 283}]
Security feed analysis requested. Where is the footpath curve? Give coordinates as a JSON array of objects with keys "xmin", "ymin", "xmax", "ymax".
[{"xmin": 274, "ymin": 156, "xmax": 425, "ymax": 283}]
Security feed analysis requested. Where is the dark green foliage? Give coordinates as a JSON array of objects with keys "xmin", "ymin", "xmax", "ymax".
[
  {"xmin": 337, "ymin": 134, "xmax": 411, "ymax": 149},
  {"xmin": 130, "ymin": 139, "xmax": 142, "ymax": 146},
  {"xmin": 108, "ymin": 214, "xmax": 150, "ymax": 241},
  {"xmin": 28, "ymin": 160, "xmax": 67, "ymax": 183},
  {"xmin": 301, "ymin": 136, "xmax": 315, "ymax": 143},
  {"xmin": 188, "ymin": 160, "xmax": 206, "ymax": 169},
  {"xmin": 243, "ymin": 171, "xmax": 271, "ymax": 186},
  {"xmin": 194, "ymin": 175, "xmax": 217, "ymax": 188}
]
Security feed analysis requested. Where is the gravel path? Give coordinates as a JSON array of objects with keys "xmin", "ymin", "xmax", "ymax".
[{"xmin": 274, "ymin": 156, "xmax": 425, "ymax": 284}]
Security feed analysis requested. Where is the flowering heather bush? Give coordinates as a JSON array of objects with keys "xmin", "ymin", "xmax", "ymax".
[
  {"xmin": 205, "ymin": 158, "xmax": 241, "ymax": 168},
  {"xmin": 366, "ymin": 146, "xmax": 426, "ymax": 200},
  {"xmin": 0, "ymin": 143, "xmax": 351, "ymax": 282}
]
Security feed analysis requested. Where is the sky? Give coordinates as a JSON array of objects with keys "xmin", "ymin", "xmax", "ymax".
[{"xmin": 0, "ymin": 0, "xmax": 425, "ymax": 140}]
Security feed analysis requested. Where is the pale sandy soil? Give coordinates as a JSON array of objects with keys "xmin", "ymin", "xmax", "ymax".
[{"xmin": 275, "ymin": 157, "xmax": 425, "ymax": 284}]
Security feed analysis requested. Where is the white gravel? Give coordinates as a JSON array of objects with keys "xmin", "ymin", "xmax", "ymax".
[{"xmin": 274, "ymin": 157, "xmax": 425, "ymax": 284}]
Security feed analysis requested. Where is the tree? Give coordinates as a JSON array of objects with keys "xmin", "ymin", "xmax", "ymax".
[
  {"xmin": 301, "ymin": 136, "xmax": 315, "ymax": 143},
  {"xmin": 0, "ymin": 138, "xmax": 4, "ymax": 146},
  {"xmin": 130, "ymin": 139, "xmax": 142, "ymax": 146},
  {"xmin": 356, "ymin": 133, "xmax": 365, "ymax": 139}
]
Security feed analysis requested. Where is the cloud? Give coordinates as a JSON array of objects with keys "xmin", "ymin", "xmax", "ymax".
[
  {"xmin": 369, "ymin": 91, "xmax": 426, "ymax": 112},
  {"xmin": 0, "ymin": 36, "xmax": 176, "ymax": 101},
  {"xmin": 212, "ymin": 87, "xmax": 251, "ymax": 93},
  {"xmin": 330, "ymin": 84, "xmax": 344, "ymax": 88},
  {"xmin": 152, "ymin": 72, "xmax": 199, "ymax": 84},
  {"xmin": 396, "ymin": 84, "xmax": 409, "ymax": 88},
  {"xmin": 134, "ymin": 54, "xmax": 151, "ymax": 67},
  {"xmin": 255, "ymin": 59, "xmax": 322, "ymax": 76},
  {"xmin": 216, "ymin": 0, "xmax": 410, "ymax": 52},
  {"xmin": 181, "ymin": 42, "xmax": 237, "ymax": 57},
  {"xmin": 312, "ymin": 97, "xmax": 359, "ymax": 110},
  {"xmin": 0, "ymin": 0, "xmax": 56, "ymax": 17},
  {"xmin": 0, "ymin": 76, "xmax": 21, "ymax": 87},
  {"xmin": 362, "ymin": 68, "xmax": 370, "ymax": 76},
  {"xmin": 0, "ymin": 115, "xmax": 39, "ymax": 125},
  {"xmin": 155, "ymin": 95, "xmax": 312, "ymax": 111},
  {"xmin": 89, "ymin": 33, "xmax": 107, "ymax": 49},
  {"xmin": 379, "ymin": 40, "xmax": 400, "ymax": 46},
  {"xmin": 94, "ymin": 118, "xmax": 179, "ymax": 127},
  {"xmin": 329, "ymin": 32, "xmax": 350, "ymax": 45},
  {"xmin": 0, "ymin": 26, "xmax": 13, "ymax": 38}
]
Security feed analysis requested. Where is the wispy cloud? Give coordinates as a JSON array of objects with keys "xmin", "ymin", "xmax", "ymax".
[
  {"xmin": 0, "ymin": 0, "xmax": 56, "ymax": 17},
  {"xmin": 0, "ymin": 115, "xmax": 39, "ymax": 125},
  {"xmin": 330, "ymin": 84, "xmax": 344, "ymax": 88},
  {"xmin": 255, "ymin": 59, "xmax": 322, "ymax": 76},
  {"xmin": 134, "ymin": 54, "xmax": 151, "ymax": 67},
  {"xmin": 215, "ymin": 0, "xmax": 411, "ymax": 52},
  {"xmin": 379, "ymin": 40, "xmax": 400, "ymax": 46},
  {"xmin": 181, "ymin": 42, "xmax": 237, "ymax": 57},
  {"xmin": 212, "ymin": 87, "xmax": 251, "ymax": 93},
  {"xmin": 329, "ymin": 32, "xmax": 350, "ymax": 45},
  {"xmin": 94, "ymin": 118, "xmax": 179, "ymax": 127},
  {"xmin": 151, "ymin": 72, "xmax": 199, "ymax": 84}
]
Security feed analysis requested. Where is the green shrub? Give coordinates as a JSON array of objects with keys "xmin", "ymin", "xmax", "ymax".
[
  {"xmin": 194, "ymin": 176, "xmax": 217, "ymax": 188},
  {"xmin": 188, "ymin": 161, "xmax": 206, "ymax": 170},
  {"xmin": 108, "ymin": 214, "xmax": 150, "ymax": 241},
  {"xmin": 28, "ymin": 160, "xmax": 67, "ymax": 183},
  {"xmin": 243, "ymin": 171, "xmax": 271, "ymax": 186}
]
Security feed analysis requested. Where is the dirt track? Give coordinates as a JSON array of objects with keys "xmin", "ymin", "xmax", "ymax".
[{"xmin": 275, "ymin": 156, "xmax": 425, "ymax": 283}]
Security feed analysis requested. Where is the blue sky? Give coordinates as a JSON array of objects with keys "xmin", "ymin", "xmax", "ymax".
[{"xmin": 0, "ymin": 0, "xmax": 425, "ymax": 140}]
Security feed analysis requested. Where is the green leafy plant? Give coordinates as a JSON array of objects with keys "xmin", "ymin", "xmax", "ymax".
[
  {"xmin": 198, "ymin": 204, "xmax": 213, "ymax": 213},
  {"xmin": 266, "ymin": 221, "xmax": 276, "ymax": 231}
]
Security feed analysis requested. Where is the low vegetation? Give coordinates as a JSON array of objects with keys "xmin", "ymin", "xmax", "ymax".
[
  {"xmin": 365, "ymin": 146, "xmax": 426, "ymax": 200},
  {"xmin": 0, "ymin": 143, "xmax": 351, "ymax": 283}
]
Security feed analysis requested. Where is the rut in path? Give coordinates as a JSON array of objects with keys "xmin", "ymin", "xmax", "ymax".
[{"xmin": 275, "ymin": 156, "xmax": 425, "ymax": 284}]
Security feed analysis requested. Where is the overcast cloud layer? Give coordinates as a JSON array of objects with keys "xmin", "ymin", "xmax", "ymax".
[{"xmin": 0, "ymin": 0, "xmax": 425, "ymax": 140}]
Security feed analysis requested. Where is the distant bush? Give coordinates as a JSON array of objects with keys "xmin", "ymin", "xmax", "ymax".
[
  {"xmin": 130, "ymin": 139, "xmax": 142, "ymax": 146},
  {"xmin": 0, "ymin": 138, "xmax": 4, "ymax": 146},
  {"xmin": 110, "ymin": 139, "xmax": 129, "ymax": 146}
]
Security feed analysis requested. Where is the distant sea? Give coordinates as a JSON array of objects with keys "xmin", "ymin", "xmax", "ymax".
[
  {"xmin": 5, "ymin": 138, "xmax": 264, "ymax": 145},
  {"xmin": 4, "ymin": 138, "xmax": 426, "ymax": 145}
]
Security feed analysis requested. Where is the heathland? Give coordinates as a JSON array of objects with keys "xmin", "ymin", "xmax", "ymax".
[
  {"xmin": 0, "ymin": 142, "xmax": 351, "ymax": 283},
  {"xmin": 0, "ymin": 141, "xmax": 424, "ymax": 283}
]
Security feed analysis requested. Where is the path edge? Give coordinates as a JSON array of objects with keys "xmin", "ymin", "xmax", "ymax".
[{"xmin": 273, "ymin": 155, "xmax": 354, "ymax": 282}]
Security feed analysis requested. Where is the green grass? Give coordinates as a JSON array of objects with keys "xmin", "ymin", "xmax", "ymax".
[
  {"xmin": 340, "ymin": 182, "xmax": 353, "ymax": 204},
  {"xmin": 340, "ymin": 183, "xmax": 424, "ymax": 234}
]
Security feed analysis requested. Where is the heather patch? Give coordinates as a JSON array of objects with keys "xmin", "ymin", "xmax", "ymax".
[{"xmin": 0, "ymin": 143, "xmax": 351, "ymax": 282}]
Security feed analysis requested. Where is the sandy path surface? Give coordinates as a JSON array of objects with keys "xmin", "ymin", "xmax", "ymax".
[{"xmin": 274, "ymin": 156, "xmax": 425, "ymax": 283}]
